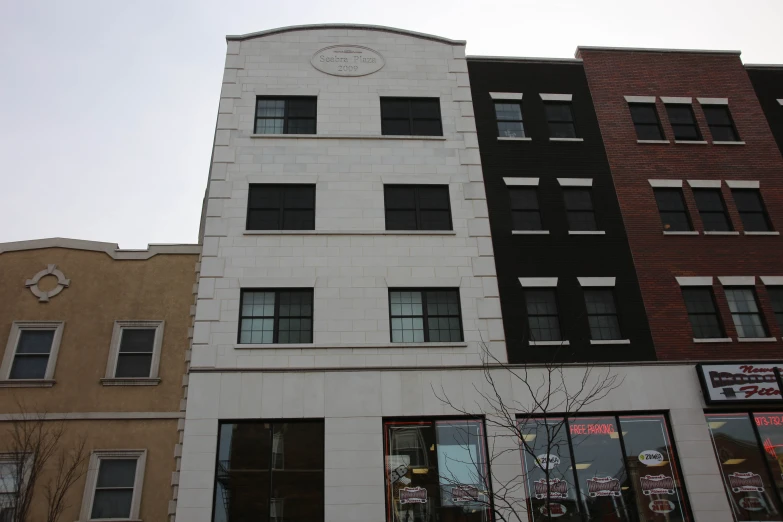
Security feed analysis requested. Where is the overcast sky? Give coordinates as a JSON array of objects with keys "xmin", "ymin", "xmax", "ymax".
[{"xmin": 2, "ymin": 0, "xmax": 781, "ymax": 248}]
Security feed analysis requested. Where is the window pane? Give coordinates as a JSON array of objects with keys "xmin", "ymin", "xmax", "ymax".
[
  {"xmin": 629, "ymin": 104, "xmax": 659, "ymax": 124},
  {"xmin": 419, "ymin": 210, "xmax": 451, "ymax": 230},
  {"xmin": 91, "ymin": 490, "xmax": 133, "ymax": 518},
  {"xmin": 654, "ymin": 189, "xmax": 692, "ymax": 231},
  {"xmin": 725, "ymin": 288, "xmax": 768, "ymax": 338},
  {"xmin": 287, "ymin": 119, "xmax": 316, "ymax": 135},
  {"xmin": 567, "ymin": 211, "xmax": 598, "ymax": 231},
  {"xmin": 115, "ymin": 354, "xmax": 153, "ymax": 378},
  {"xmin": 282, "ymin": 209, "xmax": 314, "ymax": 230},
  {"xmin": 257, "ymin": 100, "xmax": 285, "ymax": 118},
  {"xmin": 682, "ymin": 288, "xmax": 724, "ymax": 338},
  {"xmin": 703, "ymin": 106, "xmax": 731, "ymax": 125},
  {"xmin": 498, "ymin": 121, "xmax": 525, "ymax": 138},
  {"xmin": 545, "ymin": 103, "xmax": 574, "ymax": 122},
  {"xmin": 513, "ymin": 211, "xmax": 543, "ymax": 231},
  {"xmin": 382, "ymin": 100, "xmax": 411, "ymax": 119},
  {"xmin": 768, "ymin": 288, "xmax": 783, "ymax": 330},
  {"xmin": 0, "ymin": 463, "xmax": 17, "ymax": 494},
  {"xmin": 495, "ymin": 103, "xmax": 522, "ymax": 120},
  {"xmin": 410, "ymin": 99, "xmax": 440, "ymax": 119},
  {"xmin": 635, "ymin": 123, "xmax": 664, "ymax": 141},
  {"xmin": 97, "ymin": 459, "xmax": 137, "ymax": 488},
  {"xmin": 287, "ymin": 98, "xmax": 316, "ymax": 118},
  {"xmin": 654, "ymin": 189, "xmax": 686, "ymax": 212},
  {"xmin": 385, "ymin": 187, "xmax": 416, "ymax": 210},
  {"xmin": 753, "ymin": 413, "xmax": 783, "ymax": 506},
  {"xmin": 569, "ymin": 417, "xmax": 635, "ymax": 522},
  {"xmin": 585, "ymin": 290, "xmax": 622, "ymax": 340},
  {"xmin": 417, "ymin": 187, "xmax": 450, "ymax": 210},
  {"xmin": 666, "ymin": 105, "xmax": 695, "ymax": 125},
  {"xmin": 710, "ymin": 125, "xmax": 737, "ymax": 141},
  {"xmin": 672, "ymin": 124, "xmax": 700, "ymax": 141},
  {"xmin": 382, "ymin": 119, "xmax": 411, "ymax": 136},
  {"xmin": 15, "ymin": 330, "xmax": 54, "ymax": 354},
  {"xmin": 618, "ymin": 415, "xmax": 689, "ymax": 522},
  {"xmin": 255, "ymin": 118, "xmax": 284, "ymax": 134},
  {"xmin": 694, "ymin": 190, "xmax": 725, "ymax": 212},
  {"xmin": 386, "ymin": 210, "xmax": 418, "ymax": 230},
  {"xmin": 385, "ymin": 419, "xmax": 490, "ymax": 522},
  {"xmin": 9, "ymin": 355, "xmax": 48, "ymax": 379},
  {"xmin": 740, "ymin": 213, "xmax": 772, "ymax": 232},
  {"xmin": 411, "ymin": 119, "xmax": 442, "ymax": 136},
  {"xmin": 519, "ymin": 418, "xmax": 581, "ymax": 522},
  {"xmin": 510, "ymin": 188, "xmax": 539, "ymax": 210},
  {"xmin": 119, "ymin": 329, "xmax": 155, "ymax": 353},
  {"xmin": 269, "ymin": 423, "xmax": 325, "ymax": 521},
  {"xmin": 563, "ymin": 189, "xmax": 593, "ymax": 211},
  {"xmin": 548, "ymin": 122, "xmax": 577, "ymax": 139},
  {"xmin": 706, "ymin": 413, "xmax": 783, "ymax": 522}
]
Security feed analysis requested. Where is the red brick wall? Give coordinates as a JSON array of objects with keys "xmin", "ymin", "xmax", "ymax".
[{"xmin": 578, "ymin": 49, "xmax": 783, "ymax": 360}]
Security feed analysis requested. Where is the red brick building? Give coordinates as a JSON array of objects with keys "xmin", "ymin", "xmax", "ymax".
[{"xmin": 578, "ymin": 47, "xmax": 783, "ymax": 360}]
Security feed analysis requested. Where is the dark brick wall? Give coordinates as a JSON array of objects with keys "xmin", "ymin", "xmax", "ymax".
[
  {"xmin": 746, "ymin": 66, "xmax": 783, "ymax": 158},
  {"xmin": 578, "ymin": 49, "xmax": 783, "ymax": 360},
  {"xmin": 467, "ymin": 58, "xmax": 655, "ymax": 364}
]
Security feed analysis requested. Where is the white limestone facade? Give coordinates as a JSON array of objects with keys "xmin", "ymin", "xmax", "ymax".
[{"xmin": 175, "ymin": 24, "xmax": 732, "ymax": 522}]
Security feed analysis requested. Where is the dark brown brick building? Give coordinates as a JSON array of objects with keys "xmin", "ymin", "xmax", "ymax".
[{"xmin": 577, "ymin": 47, "xmax": 783, "ymax": 360}]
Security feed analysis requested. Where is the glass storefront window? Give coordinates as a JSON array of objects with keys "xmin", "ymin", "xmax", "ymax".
[
  {"xmin": 384, "ymin": 418, "xmax": 491, "ymax": 522},
  {"xmin": 706, "ymin": 413, "xmax": 783, "ymax": 521},
  {"xmin": 213, "ymin": 420, "xmax": 324, "ymax": 522},
  {"xmin": 520, "ymin": 414, "xmax": 690, "ymax": 522}
]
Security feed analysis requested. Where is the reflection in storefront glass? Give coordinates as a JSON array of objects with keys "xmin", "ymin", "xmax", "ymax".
[
  {"xmin": 568, "ymin": 417, "xmax": 635, "ymax": 522},
  {"xmin": 384, "ymin": 419, "xmax": 490, "ymax": 522},
  {"xmin": 706, "ymin": 413, "xmax": 783, "ymax": 522},
  {"xmin": 619, "ymin": 415, "xmax": 689, "ymax": 522},
  {"xmin": 754, "ymin": 414, "xmax": 783, "ymax": 506},
  {"xmin": 520, "ymin": 418, "xmax": 582, "ymax": 522}
]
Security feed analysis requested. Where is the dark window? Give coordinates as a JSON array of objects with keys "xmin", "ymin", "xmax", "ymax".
[
  {"xmin": 247, "ymin": 185, "xmax": 315, "ymax": 231},
  {"xmin": 381, "ymin": 98, "xmax": 442, "ymax": 136},
  {"xmin": 384, "ymin": 185, "xmax": 452, "ymax": 231},
  {"xmin": 665, "ymin": 104, "xmax": 702, "ymax": 141},
  {"xmin": 115, "ymin": 329, "xmax": 155, "ymax": 378},
  {"xmin": 91, "ymin": 459, "xmax": 138, "ymax": 519},
  {"xmin": 725, "ymin": 287, "xmax": 768, "ymax": 338},
  {"xmin": 254, "ymin": 97, "xmax": 316, "ymax": 135},
  {"xmin": 693, "ymin": 189, "xmax": 732, "ymax": 231},
  {"xmin": 509, "ymin": 188, "xmax": 542, "ymax": 231},
  {"xmin": 214, "ymin": 421, "xmax": 324, "ymax": 522},
  {"xmin": 563, "ymin": 188, "xmax": 597, "ymax": 231},
  {"xmin": 239, "ymin": 290, "xmax": 313, "ymax": 344},
  {"xmin": 495, "ymin": 101, "xmax": 524, "ymax": 138},
  {"xmin": 654, "ymin": 188, "xmax": 692, "ymax": 231},
  {"xmin": 9, "ymin": 330, "xmax": 54, "ymax": 379},
  {"xmin": 389, "ymin": 290, "xmax": 462, "ymax": 343},
  {"xmin": 0, "ymin": 461, "xmax": 19, "ymax": 518},
  {"xmin": 544, "ymin": 101, "xmax": 577, "ymax": 138},
  {"xmin": 629, "ymin": 103, "xmax": 665, "ymax": 140},
  {"xmin": 706, "ymin": 413, "xmax": 783, "ymax": 522},
  {"xmin": 703, "ymin": 105, "xmax": 740, "ymax": 142},
  {"xmin": 732, "ymin": 189, "xmax": 773, "ymax": 232},
  {"xmin": 584, "ymin": 289, "xmax": 622, "ymax": 340},
  {"xmin": 682, "ymin": 287, "xmax": 725, "ymax": 338},
  {"xmin": 525, "ymin": 289, "xmax": 561, "ymax": 342},
  {"xmin": 521, "ymin": 414, "xmax": 690, "ymax": 522},
  {"xmin": 384, "ymin": 418, "xmax": 490, "ymax": 522},
  {"xmin": 768, "ymin": 287, "xmax": 783, "ymax": 330}
]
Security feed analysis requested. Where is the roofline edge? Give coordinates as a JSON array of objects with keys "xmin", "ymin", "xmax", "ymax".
[
  {"xmin": 226, "ymin": 24, "xmax": 466, "ymax": 45},
  {"xmin": 0, "ymin": 237, "xmax": 201, "ymax": 260},
  {"xmin": 576, "ymin": 45, "xmax": 741, "ymax": 56}
]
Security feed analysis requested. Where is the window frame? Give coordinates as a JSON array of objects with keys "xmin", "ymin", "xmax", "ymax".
[
  {"xmin": 665, "ymin": 103, "xmax": 702, "ymax": 141},
  {"xmin": 524, "ymin": 288, "xmax": 563, "ymax": 343},
  {"xmin": 383, "ymin": 185, "xmax": 453, "ymax": 231},
  {"xmin": 387, "ymin": 288, "xmax": 464, "ymax": 343},
  {"xmin": 103, "ymin": 321, "xmax": 165, "ymax": 383},
  {"xmin": 562, "ymin": 187, "xmax": 598, "ymax": 231},
  {"xmin": 732, "ymin": 188, "xmax": 773, "ymax": 232},
  {"xmin": 629, "ymin": 102, "xmax": 665, "ymax": 140},
  {"xmin": 767, "ymin": 286, "xmax": 783, "ymax": 331},
  {"xmin": 238, "ymin": 289, "xmax": 314, "ymax": 345},
  {"xmin": 583, "ymin": 288, "xmax": 623, "ymax": 340},
  {"xmin": 653, "ymin": 187, "xmax": 693, "ymax": 232},
  {"xmin": 508, "ymin": 187, "xmax": 543, "ymax": 231},
  {"xmin": 0, "ymin": 321, "xmax": 64, "ymax": 382},
  {"xmin": 681, "ymin": 287, "xmax": 726, "ymax": 339},
  {"xmin": 0, "ymin": 452, "xmax": 31, "ymax": 519},
  {"xmin": 380, "ymin": 97, "xmax": 443, "ymax": 137},
  {"xmin": 543, "ymin": 100, "xmax": 578, "ymax": 139},
  {"xmin": 692, "ymin": 188, "xmax": 733, "ymax": 232},
  {"xmin": 246, "ymin": 184, "xmax": 317, "ymax": 232},
  {"xmin": 702, "ymin": 104, "xmax": 740, "ymax": 142},
  {"xmin": 518, "ymin": 411, "xmax": 693, "ymax": 522},
  {"xmin": 254, "ymin": 96, "xmax": 317, "ymax": 135},
  {"xmin": 79, "ymin": 449, "xmax": 146, "ymax": 522},
  {"xmin": 724, "ymin": 286, "xmax": 769, "ymax": 339},
  {"xmin": 494, "ymin": 100, "xmax": 525, "ymax": 138}
]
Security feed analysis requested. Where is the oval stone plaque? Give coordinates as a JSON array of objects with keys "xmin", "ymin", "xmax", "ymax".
[{"xmin": 311, "ymin": 45, "xmax": 385, "ymax": 77}]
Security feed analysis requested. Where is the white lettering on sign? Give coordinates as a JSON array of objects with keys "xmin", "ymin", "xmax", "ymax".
[{"xmin": 311, "ymin": 45, "xmax": 385, "ymax": 77}]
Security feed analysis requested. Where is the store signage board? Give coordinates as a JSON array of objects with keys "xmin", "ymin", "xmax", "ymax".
[
  {"xmin": 311, "ymin": 45, "xmax": 385, "ymax": 77},
  {"xmin": 696, "ymin": 363, "xmax": 783, "ymax": 405}
]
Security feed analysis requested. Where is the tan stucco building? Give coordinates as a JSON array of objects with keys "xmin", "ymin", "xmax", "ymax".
[{"xmin": 0, "ymin": 238, "xmax": 199, "ymax": 521}]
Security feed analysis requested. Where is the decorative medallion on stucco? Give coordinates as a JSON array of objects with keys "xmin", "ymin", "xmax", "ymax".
[{"xmin": 25, "ymin": 264, "xmax": 70, "ymax": 302}]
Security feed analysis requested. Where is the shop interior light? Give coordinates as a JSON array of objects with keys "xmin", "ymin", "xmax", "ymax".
[
  {"xmin": 412, "ymin": 468, "xmax": 429, "ymax": 474},
  {"xmin": 722, "ymin": 458, "xmax": 745, "ymax": 465},
  {"xmin": 708, "ymin": 422, "xmax": 726, "ymax": 429},
  {"xmin": 574, "ymin": 463, "xmax": 591, "ymax": 470},
  {"xmin": 522, "ymin": 434, "xmax": 536, "ymax": 442},
  {"xmin": 608, "ymin": 431, "xmax": 628, "ymax": 439}
]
